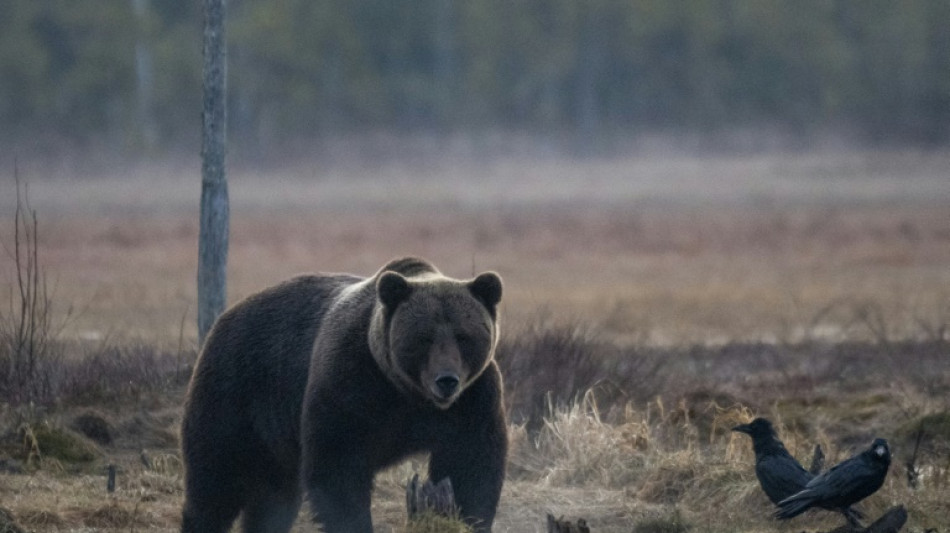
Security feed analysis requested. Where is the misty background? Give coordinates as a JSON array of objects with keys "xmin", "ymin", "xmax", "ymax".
[{"xmin": 3, "ymin": 0, "xmax": 949, "ymax": 165}]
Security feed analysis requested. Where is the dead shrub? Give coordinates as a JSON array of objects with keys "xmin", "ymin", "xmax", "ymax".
[
  {"xmin": 897, "ymin": 410, "xmax": 950, "ymax": 489},
  {"xmin": 0, "ymin": 171, "xmax": 66, "ymax": 407},
  {"xmin": 147, "ymin": 451, "xmax": 184, "ymax": 476},
  {"xmin": 496, "ymin": 316, "xmax": 665, "ymax": 432},
  {"xmin": 508, "ymin": 392, "xmax": 652, "ymax": 490},
  {"xmin": 138, "ymin": 469, "xmax": 183, "ymax": 495},
  {"xmin": 0, "ymin": 174, "xmax": 187, "ymax": 409},
  {"xmin": 58, "ymin": 344, "xmax": 182, "ymax": 404},
  {"xmin": 661, "ymin": 390, "xmax": 752, "ymax": 446}
]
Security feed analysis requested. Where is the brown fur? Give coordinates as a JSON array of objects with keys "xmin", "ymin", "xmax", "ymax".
[{"xmin": 180, "ymin": 257, "xmax": 506, "ymax": 533}]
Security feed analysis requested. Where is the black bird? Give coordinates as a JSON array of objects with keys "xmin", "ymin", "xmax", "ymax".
[
  {"xmin": 732, "ymin": 418, "xmax": 814, "ymax": 505},
  {"xmin": 776, "ymin": 438, "xmax": 891, "ymax": 527}
]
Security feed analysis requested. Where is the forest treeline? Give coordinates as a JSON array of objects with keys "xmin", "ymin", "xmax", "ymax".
[{"xmin": 2, "ymin": 0, "xmax": 948, "ymax": 152}]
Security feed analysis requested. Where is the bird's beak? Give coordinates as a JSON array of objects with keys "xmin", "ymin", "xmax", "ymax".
[
  {"xmin": 875, "ymin": 445, "xmax": 887, "ymax": 457},
  {"xmin": 732, "ymin": 424, "xmax": 751, "ymax": 434}
]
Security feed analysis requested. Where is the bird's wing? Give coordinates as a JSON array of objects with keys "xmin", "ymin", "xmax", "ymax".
[
  {"xmin": 775, "ymin": 485, "xmax": 820, "ymax": 519},
  {"xmin": 813, "ymin": 455, "xmax": 885, "ymax": 504},
  {"xmin": 757, "ymin": 454, "xmax": 812, "ymax": 503}
]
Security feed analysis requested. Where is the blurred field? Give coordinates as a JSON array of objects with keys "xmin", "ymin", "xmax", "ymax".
[
  {"xmin": 4, "ymin": 147, "xmax": 949, "ymax": 346},
  {"xmin": 1, "ymin": 147, "xmax": 949, "ymax": 531}
]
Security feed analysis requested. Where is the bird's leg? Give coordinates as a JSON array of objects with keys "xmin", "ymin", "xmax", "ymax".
[{"xmin": 842, "ymin": 507, "xmax": 865, "ymax": 530}]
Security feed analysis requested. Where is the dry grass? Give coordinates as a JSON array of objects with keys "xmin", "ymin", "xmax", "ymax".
[
  {"xmin": 498, "ymin": 389, "xmax": 950, "ymax": 533},
  {"xmin": 1, "ymin": 377, "xmax": 949, "ymax": 531},
  {"xmin": 497, "ymin": 317, "xmax": 666, "ymax": 431},
  {"xmin": 0, "ymin": 149, "xmax": 948, "ymax": 531}
]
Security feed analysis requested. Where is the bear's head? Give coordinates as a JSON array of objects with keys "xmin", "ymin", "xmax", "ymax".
[{"xmin": 369, "ymin": 269, "xmax": 502, "ymax": 409}]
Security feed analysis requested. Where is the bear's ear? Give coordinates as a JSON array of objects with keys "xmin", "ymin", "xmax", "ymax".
[
  {"xmin": 469, "ymin": 272, "xmax": 503, "ymax": 311},
  {"xmin": 377, "ymin": 271, "xmax": 412, "ymax": 309}
]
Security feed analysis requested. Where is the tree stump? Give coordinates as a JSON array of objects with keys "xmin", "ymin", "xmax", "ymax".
[
  {"xmin": 546, "ymin": 514, "xmax": 590, "ymax": 533},
  {"xmin": 106, "ymin": 464, "xmax": 116, "ymax": 493},
  {"xmin": 405, "ymin": 474, "xmax": 457, "ymax": 517},
  {"xmin": 823, "ymin": 506, "xmax": 908, "ymax": 533}
]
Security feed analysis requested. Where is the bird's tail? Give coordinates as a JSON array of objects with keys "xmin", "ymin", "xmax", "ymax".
[{"xmin": 774, "ymin": 490, "xmax": 816, "ymax": 520}]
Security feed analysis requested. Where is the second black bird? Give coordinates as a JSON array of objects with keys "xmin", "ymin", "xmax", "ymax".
[{"xmin": 776, "ymin": 438, "xmax": 891, "ymax": 526}]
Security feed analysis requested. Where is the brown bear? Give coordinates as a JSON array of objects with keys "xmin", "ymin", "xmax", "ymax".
[{"xmin": 180, "ymin": 257, "xmax": 507, "ymax": 533}]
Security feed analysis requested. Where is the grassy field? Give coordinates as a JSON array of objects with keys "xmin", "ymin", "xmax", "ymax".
[{"xmin": 0, "ymin": 147, "xmax": 948, "ymax": 532}]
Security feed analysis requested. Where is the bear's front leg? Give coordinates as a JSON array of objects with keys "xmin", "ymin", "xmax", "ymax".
[
  {"xmin": 305, "ymin": 456, "xmax": 374, "ymax": 533},
  {"xmin": 428, "ymin": 371, "xmax": 508, "ymax": 532},
  {"xmin": 301, "ymin": 395, "xmax": 375, "ymax": 533},
  {"xmin": 428, "ymin": 420, "xmax": 506, "ymax": 532}
]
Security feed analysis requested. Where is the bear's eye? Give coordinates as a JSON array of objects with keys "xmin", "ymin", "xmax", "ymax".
[{"xmin": 455, "ymin": 333, "xmax": 472, "ymax": 348}]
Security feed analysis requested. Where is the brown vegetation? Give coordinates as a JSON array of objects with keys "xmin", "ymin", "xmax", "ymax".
[{"xmin": 4, "ymin": 328, "xmax": 944, "ymax": 531}]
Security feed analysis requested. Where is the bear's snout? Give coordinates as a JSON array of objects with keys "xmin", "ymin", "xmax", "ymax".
[{"xmin": 434, "ymin": 372, "xmax": 460, "ymax": 399}]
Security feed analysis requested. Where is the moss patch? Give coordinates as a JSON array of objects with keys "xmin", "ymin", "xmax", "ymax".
[{"xmin": 23, "ymin": 424, "xmax": 100, "ymax": 465}]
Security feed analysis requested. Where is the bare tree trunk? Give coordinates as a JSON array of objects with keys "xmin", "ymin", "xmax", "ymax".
[
  {"xmin": 132, "ymin": 0, "xmax": 156, "ymax": 148},
  {"xmin": 198, "ymin": 0, "xmax": 229, "ymax": 345},
  {"xmin": 574, "ymin": 5, "xmax": 606, "ymax": 154},
  {"xmin": 433, "ymin": 0, "xmax": 456, "ymax": 126}
]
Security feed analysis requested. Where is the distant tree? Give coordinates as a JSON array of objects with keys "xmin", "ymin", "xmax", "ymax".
[
  {"xmin": 197, "ymin": 0, "xmax": 228, "ymax": 345},
  {"xmin": 131, "ymin": 0, "xmax": 157, "ymax": 148}
]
